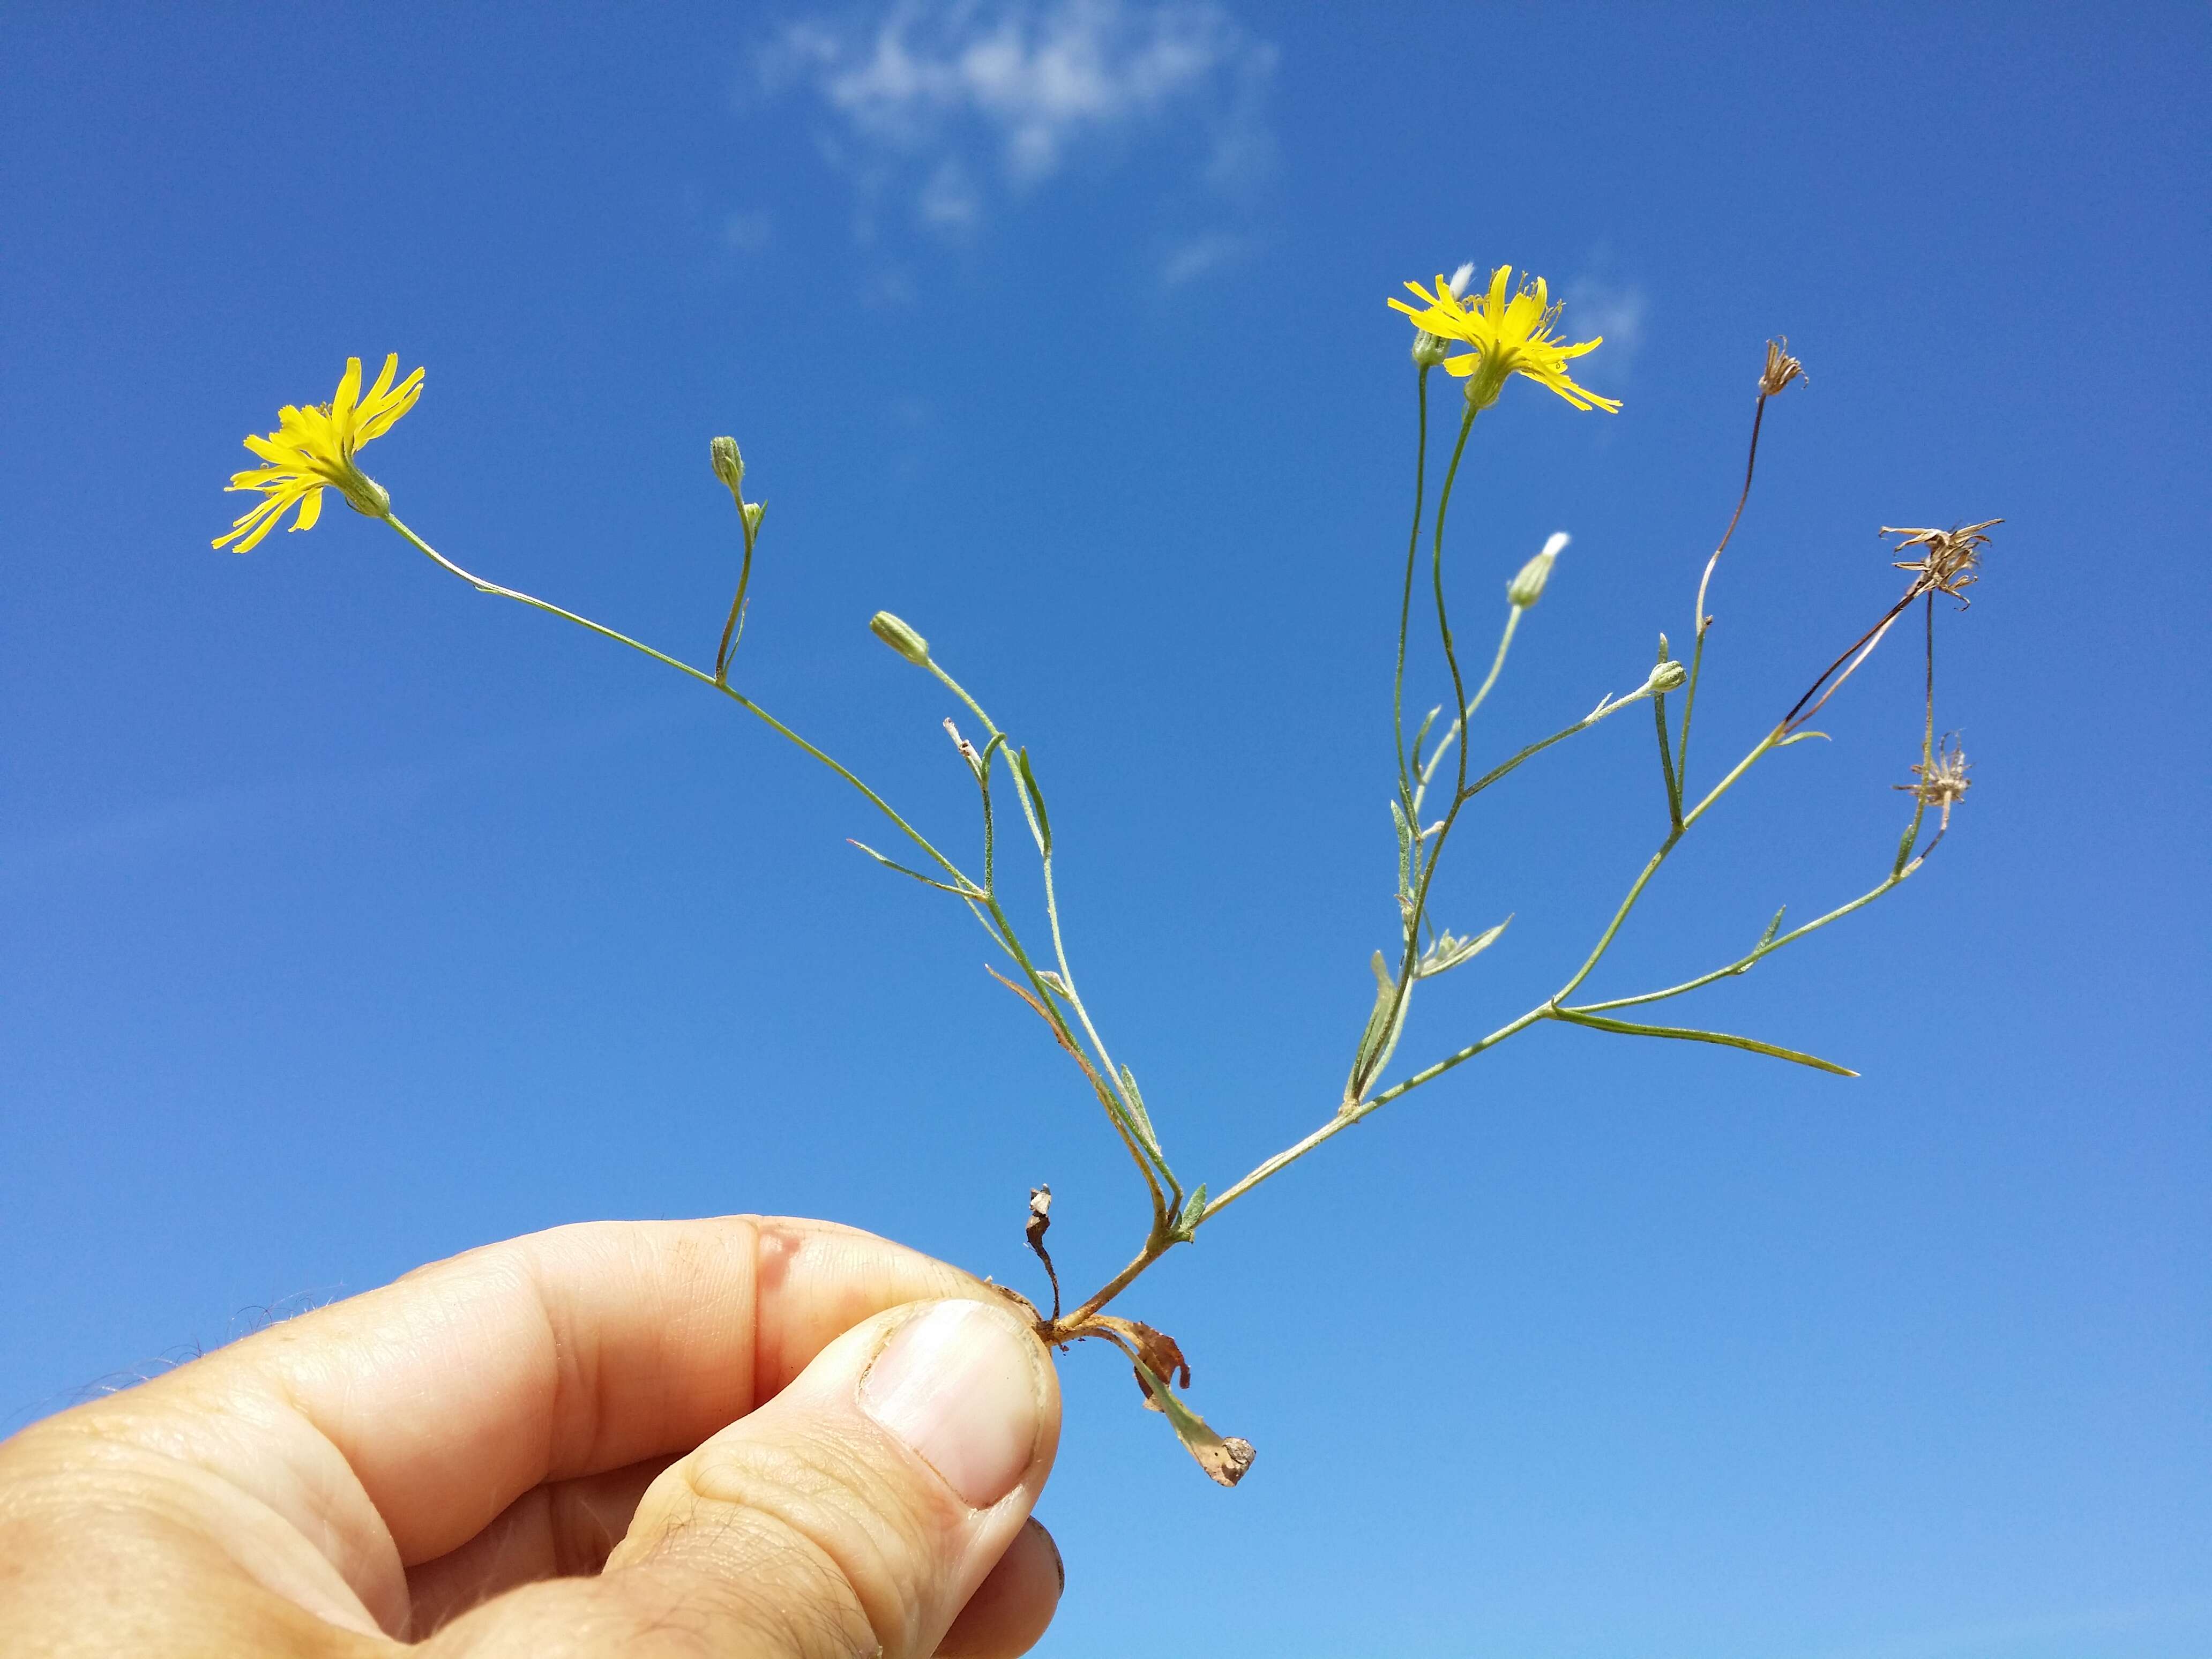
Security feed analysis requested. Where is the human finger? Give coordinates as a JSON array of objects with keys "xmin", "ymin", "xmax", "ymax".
[
  {"xmin": 933, "ymin": 1517, "xmax": 1062, "ymax": 1658},
  {"xmin": 418, "ymin": 1296, "xmax": 1058, "ymax": 1659},
  {"xmin": 401, "ymin": 1456, "xmax": 672, "ymax": 1638},
  {"xmin": 14, "ymin": 1216, "xmax": 988, "ymax": 1636}
]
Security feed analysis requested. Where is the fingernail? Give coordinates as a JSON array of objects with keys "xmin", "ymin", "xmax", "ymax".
[{"xmin": 862, "ymin": 1300, "xmax": 1042, "ymax": 1508}]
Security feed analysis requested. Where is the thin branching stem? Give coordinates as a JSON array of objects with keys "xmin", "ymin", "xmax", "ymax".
[
  {"xmin": 1344, "ymin": 405, "xmax": 1477, "ymax": 1105},
  {"xmin": 1416, "ymin": 606, "xmax": 1522, "ymax": 812},
  {"xmin": 1564, "ymin": 863, "xmax": 1917, "ymax": 1015},
  {"xmin": 1677, "ymin": 388, "xmax": 1772, "ymax": 786},
  {"xmin": 1394, "ymin": 368, "xmax": 1432, "ymax": 807},
  {"xmin": 924, "ymin": 655, "xmax": 1178, "ymax": 1222},
  {"xmin": 380, "ymin": 512, "xmax": 975, "ymax": 888},
  {"xmin": 713, "ymin": 514, "xmax": 760, "ymax": 683}
]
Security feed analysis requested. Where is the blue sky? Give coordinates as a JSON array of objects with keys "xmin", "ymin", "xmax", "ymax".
[{"xmin": 3, "ymin": 4, "xmax": 2208, "ymax": 1656}]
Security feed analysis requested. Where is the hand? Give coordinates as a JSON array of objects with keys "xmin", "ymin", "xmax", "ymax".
[{"xmin": 0, "ymin": 1217, "xmax": 1063, "ymax": 1656}]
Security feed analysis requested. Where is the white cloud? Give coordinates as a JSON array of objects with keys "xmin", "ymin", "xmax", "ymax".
[
  {"xmin": 1159, "ymin": 230, "xmax": 1241, "ymax": 287},
  {"xmin": 760, "ymin": 1, "xmax": 1275, "ymax": 240},
  {"xmin": 916, "ymin": 156, "xmax": 982, "ymax": 229},
  {"xmin": 1564, "ymin": 275, "xmax": 1648, "ymax": 373}
]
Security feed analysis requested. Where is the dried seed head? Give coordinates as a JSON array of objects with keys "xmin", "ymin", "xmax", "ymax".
[
  {"xmin": 1896, "ymin": 734, "xmax": 1971, "ymax": 829},
  {"xmin": 1760, "ymin": 338, "xmax": 1806, "ymax": 397},
  {"xmin": 1884, "ymin": 519, "xmax": 2001, "ymax": 607}
]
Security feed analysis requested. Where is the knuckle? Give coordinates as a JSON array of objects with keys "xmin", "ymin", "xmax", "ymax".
[{"xmin": 654, "ymin": 1424, "xmax": 955, "ymax": 1658}]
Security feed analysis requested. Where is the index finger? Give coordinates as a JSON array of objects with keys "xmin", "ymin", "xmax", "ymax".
[{"xmin": 119, "ymin": 1217, "xmax": 991, "ymax": 1589}]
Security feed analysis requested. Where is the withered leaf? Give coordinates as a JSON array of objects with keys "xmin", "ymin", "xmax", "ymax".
[
  {"xmin": 1093, "ymin": 1314, "xmax": 1191, "ymax": 1392},
  {"xmin": 1025, "ymin": 1184, "xmax": 1052, "ymax": 1247},
  {"xmin": 1024, "ymin": 1184, "xmax": 1060, "ymax": 1321},
  {"xmin": 1132, "ymin": 1358, "xmax": 1257, "ymax": 1488}
]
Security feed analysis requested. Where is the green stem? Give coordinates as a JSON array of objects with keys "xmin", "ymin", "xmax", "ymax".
[
  {"xmin": 1415, "ymin": 605, "xmax": 1522, "ymax": 813},
  {"xmin": 1677, "ymin": 390, "xmax": 1771, "ymax": 787},
  {"xmin": 1347, "ymin": 405, "xmax": 1477, "ymax": 1105},
  {"xmin": 379, "ymin": 512, "xmax": 974, "ymax": 889},
  {"xmin": 1204, "ymin": 1002, "xmax": 1552, "ymax": 1223},
  {"xmin": 714, "ymin": 516, "xmax": 759, "ymax": 683},
  {"xmin": 1393, "ymin": 368, "xmax": 1432, "ymax": 808},
  {"xmin": 1565, "ymin": 866, "xmax": 1915, "ymax": 1014},
  {"xmin": 925, "ymin": 654, "xmax": 1174, "ymax": 1210}
]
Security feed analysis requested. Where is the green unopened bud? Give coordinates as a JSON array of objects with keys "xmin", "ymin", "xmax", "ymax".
[
  {"xmin": 709, "ymin": 436, "xmax": 745, "ymax": 504},
  {"xmin": 742, "ymin": 500, "xmax": 765, "ymax": 537},
  {"xmin": 1646, "ymin": 659, "xmax": 1688, "ymax": 694},
  {"xmin": 1507, "ymin": 532, "xmax": 1570, "ymax": 607},
  {"xmin": 869, "ymin": 610, "xmax": 930, "ymax": 666},
  {"xmin": 1410, "ymin": 329, "xmax": 1451, "ymax": 369}
]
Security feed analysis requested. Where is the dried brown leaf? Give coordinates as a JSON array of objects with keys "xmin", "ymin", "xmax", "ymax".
[
  {"xmin": 1133, "ymin": 1358, "xmax": 1257, "ymax": 1488},
  {"xmin": 1092, "ymin": 1315, "xmax": 1191, "ymax": 1393},
  {"xmin": 1024, "ymin": 1184, "xmax": 1060, "ymax": 1321}
]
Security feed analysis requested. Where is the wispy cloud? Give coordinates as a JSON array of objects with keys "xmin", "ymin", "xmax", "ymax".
[
  {"xmin": 1564, "ymin": 274, "xmax": 1649, "ymax": 378},
  {"xmin": 758, "ymin": 0, "xmax": 1275, "ymax": 270},
  {"xmin": 1159, "ymin": 230, "xmax": 1243, "ymax": 288}
]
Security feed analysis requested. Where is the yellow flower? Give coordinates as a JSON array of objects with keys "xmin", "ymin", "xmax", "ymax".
[
  {"xmin": 214, "ymin": 355, "xmax": 423, "ymax": 552},
  {"xmin": 1387, "ymin": 266, "xmax": 1619, "ymax": 413}
]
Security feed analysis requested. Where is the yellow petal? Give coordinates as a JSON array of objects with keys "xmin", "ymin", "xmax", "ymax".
[
  {"xmin": 364, "ymin": 353, "xmax": 398, "ymax": 406},
  {"xmin": 214, "ymin": 491, "xmax": 292, "ymax": 551},
  {"xmin": 332, "ymin": 357, "xmax": 362, "ymax": 421},
  {"xmin": 290, "ymin": 486, "xmax": 324, "ymax": 532}
]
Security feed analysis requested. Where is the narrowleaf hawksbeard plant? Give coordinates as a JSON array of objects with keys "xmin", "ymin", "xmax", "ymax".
[{"xmin": 213, "ymin": 266, "xmax": 1996, "ymax": 1485}]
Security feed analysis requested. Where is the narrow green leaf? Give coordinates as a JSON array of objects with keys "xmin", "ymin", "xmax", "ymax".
[
  {"xmin": 847, "ymin": 839, "xmax": 977, "ymax": 898},
  {"xmin": 1348, "ymin": 957, "xmax": 1394, "ymax": 1081},
  {"xmin": 1118, "ymin": 1064, "xmax": 1163, "ymax": 1160},
  {"xmin": 1758, "ymin": 906, "xmax": 1787, "ymax": 949},
  {"xmin": 1410, "ymin": 705, "xmax": 1441, "ymax": 766},
  {"xmin": 1016, "ymin": 747, "xmax": 1051, "ymax": 856},
  {"xmin": 1894, "ymin": 821, "xmax": 1919, "ymax": 876},
  {"xmin": 1415, "ymin": 915, "xmax": 1511, "ymax": 977},
  {"xmin": 1175, "ymin": 1183, "xmax": 1207, "ymax": 1238},
  {"xmin": 1555, "ymin": 1006, "xmax": 1857, "ymax": 1077}
]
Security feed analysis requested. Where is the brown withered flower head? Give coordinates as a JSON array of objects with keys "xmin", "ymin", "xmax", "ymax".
[
  {"xmin": 1896, "ymin": 734, "xmax": 1971, "ymax": 831},
  {"xmin": 1760, "ymin": 337, "xmax": 1806, "ymax": 397},
  {"xmin": 1885, "ymin": 518, "xmax": 2001, "ymax": 607}
]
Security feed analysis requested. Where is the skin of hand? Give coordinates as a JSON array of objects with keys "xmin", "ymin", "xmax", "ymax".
[{"xmin": 0, "ymin": 1217, "xmax": 1064, "ymax": 1658}]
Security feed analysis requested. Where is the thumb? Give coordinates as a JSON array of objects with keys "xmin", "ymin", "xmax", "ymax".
[{"xmin": 425, "ymin": 1296, "xmax": 1059, "ymax": 1659}]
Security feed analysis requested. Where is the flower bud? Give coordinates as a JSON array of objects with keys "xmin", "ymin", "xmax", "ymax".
[
  {"xmin": 1646, "ymin": 659, "xmax": 1688, "ymax": 694},
  {"xmin": 742, "ymin": 500, "xmax": 765, "ymax": 537},
  {"xmin": 1507, "ymin": 532, "xmax": 1571, "ymax": 608},
  {"xmin": 709, "ymin": 436, "xmax": 746, "ymax": 504},
  {"xmin": 1410, "ymin": 328, "xmax": 1452, "ymax": 369},
  {"xmin": 869, "ymin": 610, "xmax": 930, "ymax": 666}
]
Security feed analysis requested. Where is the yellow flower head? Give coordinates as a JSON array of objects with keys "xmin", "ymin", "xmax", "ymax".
[
  {"xmin": 1388, "ymin": 266, "xmax": 1619, "ymax": 414},
  {"xmin": 214, "ymin": 354, "xmax": 423, "ymax": 552}
]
